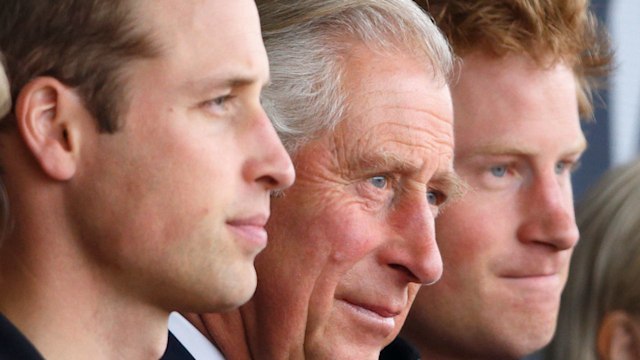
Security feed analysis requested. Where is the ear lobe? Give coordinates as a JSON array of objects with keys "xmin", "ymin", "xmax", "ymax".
[
  {"xmin": 15, "ymin": 77, "xmax": 79, "ymax": 181},
  {"xmin": 597, "ymin": 311, "xmax": 640, "ymax": 360}
]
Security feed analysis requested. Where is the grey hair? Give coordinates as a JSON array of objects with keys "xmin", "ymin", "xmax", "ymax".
[
  {"xmin": 546, "ymin": 159, "xmax": 640, "ymax": 360},
  {"xmin": 257, "ymin": 0, "xmax": 455, "ymax": 156}
]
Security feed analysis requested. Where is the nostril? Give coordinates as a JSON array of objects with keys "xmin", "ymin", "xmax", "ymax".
[
  {"xmin": 389, "ymin": 263, "xmax": 421, "ymax": 283},
  {"xmin": 257, "ymin": 174, "xmax": 279, "ymax": 188}
]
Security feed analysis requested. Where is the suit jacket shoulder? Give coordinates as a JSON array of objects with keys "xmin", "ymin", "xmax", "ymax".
[
  {"xmin": 0, "ymin": 313, "xmax": 44, "ymax": 360},
  {"xmin": 161, "ymin": 331, "xmax": 196, "ymax": 360},
  {"xmin": 379, "ymin": 337, "xmax": 421, "ymax": 360}
]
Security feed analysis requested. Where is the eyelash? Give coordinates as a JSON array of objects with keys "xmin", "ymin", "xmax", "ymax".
[
  {"xmin": 487, "ymin": 159, "xmax": 580, "ymax": 179},
  {"xmin": 368, "ymin": 175, "xmax": 391, "ymax": 189},
  {"xmin": 556, "ymin": 160, "xmax": 581, "ymax": 174},
  {"xmin": 201, "ymin": 94, "xmax": 235, "ymax": 114}
]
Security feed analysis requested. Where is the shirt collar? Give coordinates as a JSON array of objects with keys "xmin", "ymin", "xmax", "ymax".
[{"xmin": 168, "ymin": 312, "xmax": 225, "ymax": 360}]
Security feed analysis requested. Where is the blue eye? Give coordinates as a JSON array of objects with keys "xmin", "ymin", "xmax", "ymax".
[
  {"xmin": 490, "ymin": 165, "xmax": 507, "ymax": 178},
  {"xmin": 213, "ymin": 96, "xmax": 227, "ymax": 106},
  {"xmin": 369, "ymin": 176, "xmax": 387, "ymax": 189},
  {"xmin": 211, "ymin": 95, "xmax": 231, "ymax": 109},
  {"xmin": 427, "ymin": 189, "xmax": 446, "ymax": 206},
  {"xmin": 427, "ymin": 191, "xmax": 437, "ymax": 205},
  {"xmin": 555, "ymin": 161, "xmax": 573, "ymax": 175},
  {"xmin": 202, "ymin": 94, "xmax": 233, "ymax": 114}
]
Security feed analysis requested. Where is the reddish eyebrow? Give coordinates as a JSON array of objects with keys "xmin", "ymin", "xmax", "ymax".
[{"xmin": 467, "ymin": 137, "xmax": 587, "ymax": 158}]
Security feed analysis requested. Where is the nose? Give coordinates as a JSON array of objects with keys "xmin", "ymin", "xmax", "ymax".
[
  {"xmin": 383, "ymin": 196, "xmax": 443, "ymax": 285},
  {"xmin": 244, "ymin": 107, "xmax": 295, "ymax": 191},
  {"xmin": 517, "ymin": 171, "xmax": 579, "ymax": 250}
]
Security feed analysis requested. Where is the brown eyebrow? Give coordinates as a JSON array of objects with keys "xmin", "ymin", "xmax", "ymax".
[{"xmin": 183, "ymin": 74, "xmax": 270, "ymax": 95}]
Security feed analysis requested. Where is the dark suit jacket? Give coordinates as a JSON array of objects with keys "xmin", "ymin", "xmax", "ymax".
[
  {"xmin": 379, "ymin": 337, "xmax": 421, "ymax": 360},
  {"xmin": 0, "ymin": 313, "xmax": 44, "ymax": 360},
  {"xmin": 161, "ymin": 331, "xmax": 196, "ymax": 360}
]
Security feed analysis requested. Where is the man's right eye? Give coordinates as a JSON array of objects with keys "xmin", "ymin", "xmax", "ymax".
[
  {"xmin": 489, "ymin": 165, "xmax": 507, "ymax": 178},
  {"xmin": 368, "ymin": 175, "xmax": 388, "ymax": 189},
  {"xmin": 201, "ymin": 94, "xmax": 234, "ymax": 116}
]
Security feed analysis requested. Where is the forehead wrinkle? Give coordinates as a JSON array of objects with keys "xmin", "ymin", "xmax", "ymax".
[
  {"xmin": 377, "ymin": 105, "xmax": 453, "ymax": 126},
  {"xmin": 347, "ymin": 101, "xmax": 452, "ymax": 127},
  {"xmin": 339, "ymin": 119, "xmax": 453, "ymax": 173},
  {"xmin": 356, "ymin": 120, "xmax": 453, "ymax": 148}
]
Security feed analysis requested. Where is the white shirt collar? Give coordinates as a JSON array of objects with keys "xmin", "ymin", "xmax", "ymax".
[{"xmin": 168, "ymin": 312, "xmax": 226, "ymax": 360}]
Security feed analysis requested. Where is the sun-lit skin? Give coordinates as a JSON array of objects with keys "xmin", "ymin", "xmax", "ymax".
[
  {"xmin": 210, "ymin": 43, "xmax": 461, "ymax": 360},
  {"xmin": 403, "ymin": 52, "xmax": 585, "ymax": 360},
  {"xmin": 63, "ymin": 0, "xmax": 295, "ymax": 312}
]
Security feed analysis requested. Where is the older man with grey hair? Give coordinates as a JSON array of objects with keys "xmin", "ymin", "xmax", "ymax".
[{"xmin": 163, "ymin": 0, "xmax": 460, "ymax": 359}]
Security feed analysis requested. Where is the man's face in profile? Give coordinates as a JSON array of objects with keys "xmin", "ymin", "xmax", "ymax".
[
  {"xmin": 242, "ymin": 44, "xmax": 458, "ymax": 360},
  {"xmin": 69, "ymin": 0, "xmax": 294, "ymax": 312},
  {"xmin": 407, "ymin": 52, "xmax": 584, "ymax": 359}
]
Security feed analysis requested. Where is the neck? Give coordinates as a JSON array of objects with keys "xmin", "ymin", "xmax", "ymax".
[
  {"xmin": 0, "ymin": 231, "xmax": 169, "ymax": 360},
  {"xmin": 186, "ymin": 311, "xmax": 253, "ymax": 360}
]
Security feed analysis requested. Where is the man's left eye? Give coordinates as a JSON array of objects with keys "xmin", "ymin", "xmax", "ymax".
[
  {"xmin": 202, "ymin": 95, "xmax": 233, "ymax": 114},
  {"xmin": 555, "ymin": 161, "xmax": 577, "ymax": 174},
  {"xmin": 368, "ymin": 175, "xmax": 388, "ymax": 189},
  {"xmin": 211, "ymin": 95, "xmax": 231, "ymax": 108}
]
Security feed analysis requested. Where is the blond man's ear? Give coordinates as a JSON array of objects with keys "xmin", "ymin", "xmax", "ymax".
[{"xmin": 597, "ymin": 310, "xmax": 640, "ymax": 360}]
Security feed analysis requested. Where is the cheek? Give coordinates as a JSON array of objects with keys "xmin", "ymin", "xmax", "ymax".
[
  {"xmin": 436, "ymin": 201, "xmax": 496, "ymax": 280},
  {"xmin": 438, "ymin": 202, "xmax": 483, "ymax": 251},
  {"xmin": 322, "ymin": 207, "xmax": 382, "ymax": 264},
  {"xmin": 406, "ymin": 284, "xmax": 421, "ymax": 307},
  {"xmin": 271, "ymin": 190, "xmax": 381, "ymax": 261}
]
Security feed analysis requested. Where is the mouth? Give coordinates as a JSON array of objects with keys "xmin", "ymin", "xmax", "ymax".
[
  {"xmin": 226, "ymin": 214, "xmax": 269, "ymax": 251},
  {"xmin": 337, "ymin": 299, "xmax": 401, "ymax": 335}
]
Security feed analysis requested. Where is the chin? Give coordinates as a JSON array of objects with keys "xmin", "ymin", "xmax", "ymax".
[
  {"xmin": 215, "ymin": 269, "xmax": 258, "ymax": 311},
  {"xmin": 494, "ymin": 326, "xmax": 555, "ymax": 360}
]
